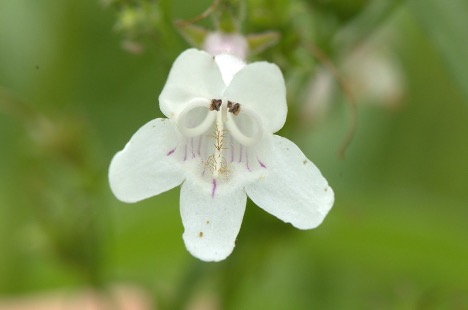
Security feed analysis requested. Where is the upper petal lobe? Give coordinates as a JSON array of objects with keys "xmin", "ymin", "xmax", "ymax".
[
  {"xmin": 159, "ymin": 49, "xmax": 226, "ymax": 119},
  {"xmin": 223, "ymin": 62, "xmax": 287, "ymax": 133}
]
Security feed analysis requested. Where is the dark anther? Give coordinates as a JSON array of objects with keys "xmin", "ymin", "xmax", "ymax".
[
  {"xmin": 210, "ymin": 99, "xmax": 222, "ymax": 111},
  {"xmin": 227, "ymin": 101, "xmax": 241, "ymax": 115}
]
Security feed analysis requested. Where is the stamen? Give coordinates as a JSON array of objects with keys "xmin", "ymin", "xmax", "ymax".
[
  {"xmin": 226, "ymin": 105, "xmax": 264, "ymax": 146},
  {"xmin": 177, "ymin": 98, "xmax": 216, "ymax": 137},
  {"xmin": 177, "ymin": 97, "xmax": 264, "ymax": 181},
  {"xmin": 227, "ymin": 101, "xmax": 241, "ymax": 115},
  {"xmin": 210, "ymin": 99, "xmax": 222, "ymax": 111}
]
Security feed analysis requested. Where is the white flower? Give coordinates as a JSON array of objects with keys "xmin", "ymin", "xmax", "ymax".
[{"xmin": 109, "ymin": 49, "xmax": 334, "ymax": 262}]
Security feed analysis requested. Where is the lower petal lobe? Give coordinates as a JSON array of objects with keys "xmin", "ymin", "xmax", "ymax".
[
  {"xmin": 109, "ymin": 118, "xmax": 185, "ymax": 203},
  {"xmin": 245, "ymin": 135, "xmax": 334, "ymax": 229},
  {"xmin": 180, "ymin": 178, "xmax": 247, "ymax": 262}
]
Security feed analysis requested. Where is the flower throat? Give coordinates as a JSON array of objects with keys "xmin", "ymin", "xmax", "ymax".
[{"xmin": 175, "ymin": 96, "xmax": 265, "ymax": 182}]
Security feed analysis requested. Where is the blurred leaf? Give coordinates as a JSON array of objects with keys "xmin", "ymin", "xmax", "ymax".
[
  {"xmin": 409, "ymin": 0, "xmax": 468, "ymax": 103},
  {"xmin": 213, "ymin": 0, "xmax": 245, "ymax": 32},
  {"xmin": 246, "ymin": 31, "xmax": 279, "ymax": 55},
  {"xmin": 174, "ymin": 22, "xmax": 209, "ymax": 48},
  {"xmin": 333, "ymin": 0, "xmax": 404, "ymax": 51},
  {"xmin": 308, "ymin": 0, "xmax": 370, "ymax": 21}
]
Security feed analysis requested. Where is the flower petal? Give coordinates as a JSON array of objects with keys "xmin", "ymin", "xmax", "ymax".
[
  {"xmin": 109, "ymin": 118, "xmax": 185, "ymax": 203},
  {"xmin": 159, "ymin": 49, "xmax": 226, "ymax": 119},
  {"xmin": 245, "ymin": 135, "xmax": 334, "ymax": 229},
  {"xmin": 223, "ymin": 61, "xmax": 287, "ymax": 133},
  {"xmin": 180, "ymin": 178, "xmax": 247, "ymax": 262}
]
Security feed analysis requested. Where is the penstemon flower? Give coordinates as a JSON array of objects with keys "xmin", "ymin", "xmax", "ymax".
[{"xmin": 109, "ymin": 48, "xmax": 334, "ymax": 262}]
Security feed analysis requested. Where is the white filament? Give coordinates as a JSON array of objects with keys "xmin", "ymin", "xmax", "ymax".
[
  {"xmin": 226, "ymin": 105, "xmax": 263, "ymax": 146},
  {"xmin": 177, "ymin": 98, "xmax": 216, "ymax": 137}
]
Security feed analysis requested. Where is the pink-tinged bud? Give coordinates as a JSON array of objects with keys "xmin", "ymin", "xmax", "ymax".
[{"xmin": 203, "ymin": 32, "xmax": 248, "ymax": 60}]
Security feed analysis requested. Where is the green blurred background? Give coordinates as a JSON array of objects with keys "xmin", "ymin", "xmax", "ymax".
[{"xmin": 0, "ymin": 0, "xmax": 467, "ymax": 309}]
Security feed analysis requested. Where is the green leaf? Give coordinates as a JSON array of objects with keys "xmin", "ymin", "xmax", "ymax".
[
  {"xmin": 246, "ymin": 31, "xmax": 280, "ymax": 55},
  {"xmin": 409, "ymin": 0, "xmax": 468, "ymax": 103},
  {"xmin": 174, "ymin": 22, "xmax": 209, "ymax": 49}
]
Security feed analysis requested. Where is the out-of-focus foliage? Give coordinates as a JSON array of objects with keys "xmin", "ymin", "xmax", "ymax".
[
  {"xmin": 409, "ymin": 0, "xmax": 468, "ymax": 103},
  {"xmin": 0, "ymin": 0, "xmax": 467, "ymax": 309}
]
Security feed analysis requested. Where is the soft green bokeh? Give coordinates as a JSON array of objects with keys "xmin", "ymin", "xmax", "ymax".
[{"xmin": 0, "ymin": 0, "xmax": 467, "ymax": 309}]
